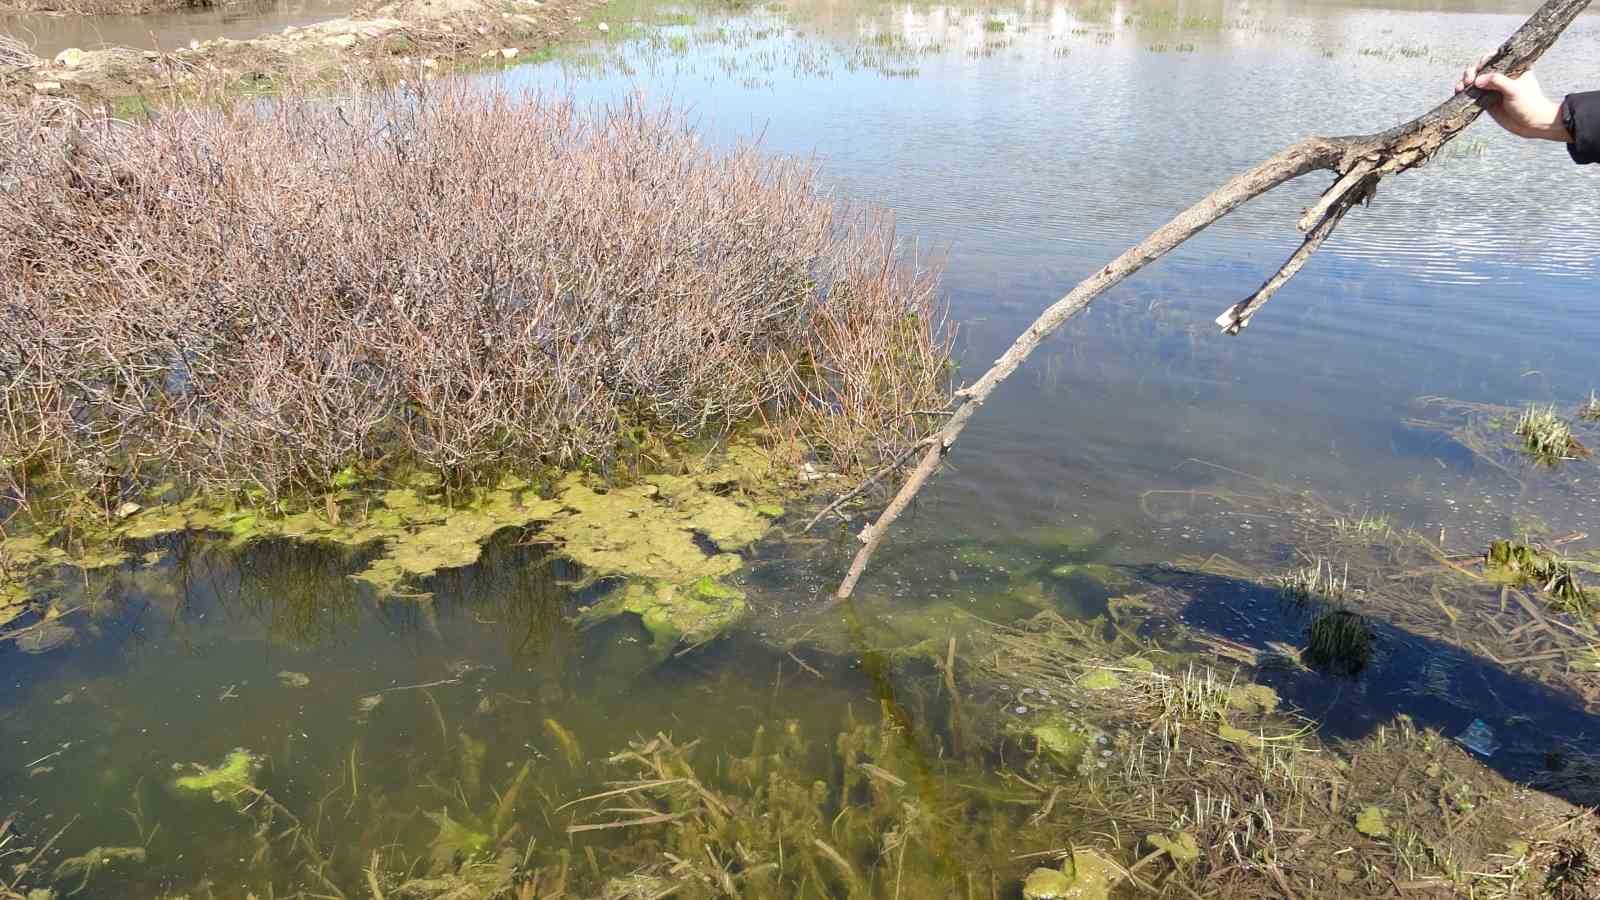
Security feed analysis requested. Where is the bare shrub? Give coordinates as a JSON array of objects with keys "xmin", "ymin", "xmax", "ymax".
[
  {"xmin": 0, "ymin": 34, "xmax": 41, "ymax": 72},
  {"xmin": 0, "ymin": 83, "xmax": 951, "ymax": 509}
]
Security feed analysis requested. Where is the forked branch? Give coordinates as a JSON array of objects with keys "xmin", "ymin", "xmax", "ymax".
[{"xmin": 829, "ymin": 0, "xmax": 1591, "ymax": 601}]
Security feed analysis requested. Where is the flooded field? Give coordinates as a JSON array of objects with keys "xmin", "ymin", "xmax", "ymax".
[{"xmin": 6, "ymin": 0, "xmax": 1600, "ymax": 896}]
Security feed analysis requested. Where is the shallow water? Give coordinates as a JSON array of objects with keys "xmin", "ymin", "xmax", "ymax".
[
  {"xmin": 7, "ymin": 0, "xmax": 1600, "ymax": 895},
  {"xmin": 1, "ymin": 0, "xmax": 353, "ymax": 56}
]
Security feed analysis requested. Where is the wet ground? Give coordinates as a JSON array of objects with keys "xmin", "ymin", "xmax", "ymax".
[{"xmin": 5, "ymin": 0, "xmax": 1600, "ymax": 895}]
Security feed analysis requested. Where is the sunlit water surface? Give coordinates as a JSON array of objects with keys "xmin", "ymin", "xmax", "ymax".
[{"xmin": 6, "ymin": 0, "xmax": 1600, "ymax": 895}]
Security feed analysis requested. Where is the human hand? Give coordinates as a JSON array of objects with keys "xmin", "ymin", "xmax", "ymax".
[{"xmin": 1456, "ymin": 51, "xmax": 1570, "ymax": 142}]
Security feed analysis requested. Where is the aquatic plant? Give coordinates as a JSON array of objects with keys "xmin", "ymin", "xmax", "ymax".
[
  {"xmin": 983, "ymin": 18, "xmax": 1007, "ymax": 31},
  {"xmin": 0, "ymin": 85, "xmax": 951, "ymax": 514},
  {"xmin": 1303, "ymin": 608, "xmax": 1375, "ymax": 676},
  {"xmin": 173, "ymin": 748, "xmax": 261, "ymax": 803},
  {"xmin": 1581, "ymin": 390, "xmax": 1600, "ymax": 421},
  {"xmin": 1516, "ymin": 404, "xmax": 1588, "ymax": 461},
  {"xmin": 1276, "ymin": 556, "xmax": 1347, "ymax": 606}
]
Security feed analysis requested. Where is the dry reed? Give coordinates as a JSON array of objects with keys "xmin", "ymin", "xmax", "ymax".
[{"xmin": 0, "ymin": 83, "xmax": 951, "ymax": 512}]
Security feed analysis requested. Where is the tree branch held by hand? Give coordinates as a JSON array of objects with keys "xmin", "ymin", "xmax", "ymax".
[{"xmin": 828, "ymin": 0, "xmax": 1591, "ymax": 602}]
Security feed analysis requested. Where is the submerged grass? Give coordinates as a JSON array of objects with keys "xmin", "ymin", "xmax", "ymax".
[{"xmin": 0, "ymin": 84, "xmax": 952, "ymax": 519}]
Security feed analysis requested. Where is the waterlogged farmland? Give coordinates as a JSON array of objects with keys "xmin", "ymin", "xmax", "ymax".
[{"xmin": 6, "ymin": 0, "xmax": 1600, "ymax": 897}]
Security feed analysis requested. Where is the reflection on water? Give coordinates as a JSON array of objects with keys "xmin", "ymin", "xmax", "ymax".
[
  {"xmin": 0, "ymin": 0, "xmax": 353, "ymax": 56},
  {"xmin": 490, "ymin": 0, "xmax": 1600, "ymax": 548},
  {"xmin": 6, "ymin": 0, "xmax": 1600, "ymax": 894}
]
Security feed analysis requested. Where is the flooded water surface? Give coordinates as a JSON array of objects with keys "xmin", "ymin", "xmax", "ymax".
[
  {"xmin": 7, "ymin": 0, "xmax": 1600, "ymax": 896},
  {"xmin": 1, "ymin": 0, "xmax": 353, "ymax": 56}
]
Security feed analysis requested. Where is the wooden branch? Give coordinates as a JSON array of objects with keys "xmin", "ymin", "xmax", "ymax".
[{"xmin": 830, "ymin": 0, "xmax": 1591, "ymax": 602}]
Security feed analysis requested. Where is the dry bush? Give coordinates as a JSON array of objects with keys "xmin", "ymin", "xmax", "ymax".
[
  {"xmin": 0, "ymin": 35, "xmax": 41, "ymax": 72},
  {"xmin": 0, "ymin": 83, "xmax": 951, "ymax": 510}
]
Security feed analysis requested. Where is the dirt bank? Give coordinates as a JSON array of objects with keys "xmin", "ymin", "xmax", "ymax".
[{"xmin": 0, "ymin": 0, "xmax": 610, "ymax": 105}]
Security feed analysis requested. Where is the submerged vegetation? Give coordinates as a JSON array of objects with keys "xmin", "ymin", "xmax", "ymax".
[{"xmin": 0, "ymin": 83, "xmax": 950, "ymax": 523}]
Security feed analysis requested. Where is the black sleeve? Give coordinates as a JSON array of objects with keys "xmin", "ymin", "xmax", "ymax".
[{"xmin": 1565, "ymin": 91, "xmax": 1600, "ymax": 164}]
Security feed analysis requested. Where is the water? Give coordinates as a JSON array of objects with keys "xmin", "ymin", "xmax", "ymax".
[
  {"xmin": 1, "ymin": 0, "xmax": 353, "ymax": 57},
  {"xmin": 7, "ymin": 0, "xmax": 1600, "ymax": 895}
]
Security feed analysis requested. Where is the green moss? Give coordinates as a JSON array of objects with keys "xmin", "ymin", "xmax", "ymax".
[
  {"xmin": 575, "ymin": 578, "xmax": 749, "ymax": 657},
  {"xmin": 174, "ymin": 748, "xmax": 260, "ymax": 802}
]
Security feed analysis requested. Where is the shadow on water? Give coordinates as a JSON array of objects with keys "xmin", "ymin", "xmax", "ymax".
[{"xmin": 1136, "ymin": 562, "xmax": 1600, "ymax": 808}]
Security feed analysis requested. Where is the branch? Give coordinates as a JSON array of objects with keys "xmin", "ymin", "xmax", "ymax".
[{"xmin": 829, "ymin": 0, "xmax": 1590, "ymax": 602}]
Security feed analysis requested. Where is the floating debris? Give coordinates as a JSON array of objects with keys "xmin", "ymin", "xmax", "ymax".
[
  {"xmin": 277, "ymin": 671, "xmax": 312, "ymax": 688},
  {"xmin": 1456, "ymin": 719, "xmax": 1501, "ymax": 757}
]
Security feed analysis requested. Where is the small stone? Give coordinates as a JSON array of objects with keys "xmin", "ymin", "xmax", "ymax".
[
  {"xmin": 31, "ymin": 81, "xmax": 62, "ymax": 94},
  {"xmin": 1014, "ymin": 706, "xmax": 1028, "ymax": 715},
  {"xmin": 114, "ymin": 501, "xmax": 142, "ymax": 519},
  {"xmin": 500, "ymin": 47, "xmax": 519, "ymax": 58}
]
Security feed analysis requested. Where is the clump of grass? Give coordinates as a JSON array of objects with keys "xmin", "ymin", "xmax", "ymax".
[
  {"xmin": 1303, "ymin": 608, "xmax": 1375, "ymax": 676},
  {"xmin": 0, "ymin": 86, "xmax": 952, "ymax": 511},
  {"xmin": 982, "ymin": 18, "xmax": 1007, "ymax": 32},
  {"xmin": 1276, "ymin": 557, "xmax": 1347, "ymax": 606},
  {"xmin": 1579, "ymin": 390, "xmax": 1600, "ymax": 422},
  {"xmin": 1516, "ymin": 405, "xmax": 1589, "ymax": 462},
  {"xmin": 1332, "ymin": 513, "xmax": 1391, "ymax": 541}
]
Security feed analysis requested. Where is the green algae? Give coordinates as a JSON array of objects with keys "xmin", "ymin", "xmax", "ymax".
[
  {"xmin": 1077, "ymin": 669, "xmax": 1120, "ymax": 691},
  {"xmin": 4, "ymin": 446, "xmax": 787, "ymax": 602},
  {"xmin": 1025, "ymin": 850, "xmax": 1122, "ymax": 899},
  {"xmin": 1355, "ymin": 805, "xmax": 1390, "ymax": 838},
  {"xmin": 1021, "ymin": 714, "xmax": 1102, "ymax": 771},
  {"xmin": 1023, "ymin": 866, "xmax": 1075, "ymax": 899},
  {"xmin": 575, "ymin": 577, "xmax": 749, "ymax": 657},
  {"xmin": 1226, "ymin": 683, "xmax": 1280, "ymax": 715},
  {"xmin": 174, "ymin": 748, "xmax": 260, "ymax": 802},
  {"xmin": 425, "ymin": 808, "xmax": 491, "ymax": 870},
  {"xmin": 1148, "ymin": 830, "xmax": 1200, "ymax": 864}
]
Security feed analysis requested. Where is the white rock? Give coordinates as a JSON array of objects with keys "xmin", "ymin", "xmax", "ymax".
[
  {"xmin": 53, "ymin": 47, "xmax": 86, "ymax": 69},
  {"xmin": 499, "ymin": 47, "xmax": 519, "ymax": 58}
]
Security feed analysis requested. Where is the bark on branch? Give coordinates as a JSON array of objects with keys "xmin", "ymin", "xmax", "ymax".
[{"xmin": 829, "ymin": 0, "xmax": 1591, "ymax": 602}]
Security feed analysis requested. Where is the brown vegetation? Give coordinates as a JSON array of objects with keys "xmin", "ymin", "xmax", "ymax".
[{"xmin": 0, "ymin": 84, "xmax": 951, "ymax": 513}]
